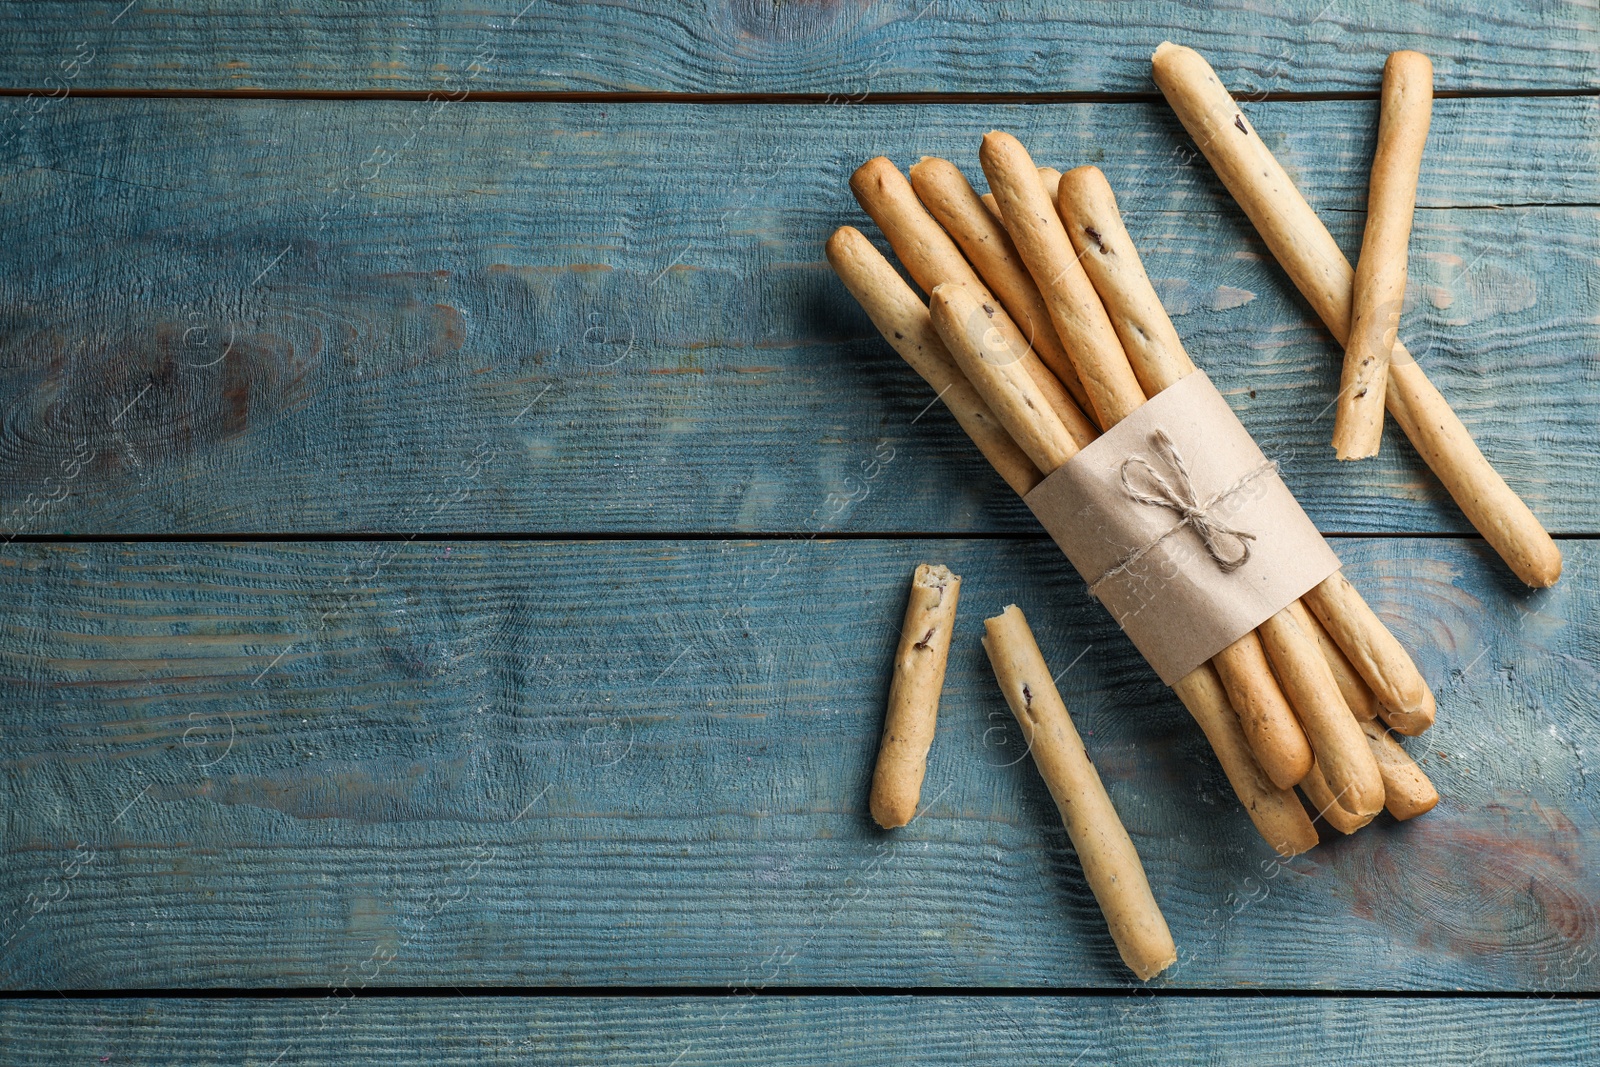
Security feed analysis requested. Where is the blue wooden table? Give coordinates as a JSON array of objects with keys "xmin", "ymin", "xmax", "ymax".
[{"xmin": 0, "ymin": 1, "xmax": 1596, "ymax": 1061}]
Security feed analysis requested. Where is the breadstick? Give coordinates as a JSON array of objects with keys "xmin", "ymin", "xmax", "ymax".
[
  {"xmin": 1296, "ymin": 600, "xmax": 1379, "ymax": 723},
  {"xmin": 826, "ymin": 226, "xmax": 1042, "ymax": 495},
  {"xmin": 1054, "ymin": 165, "xmax": 1196, "ymax": 399},
  {"xmin": 1331, "ymin": 51, "xmax": 1433, "ymax": 460},
  {"xmin": 1151, "ymin": 42, "xmax": 1561, "ymax": 589},
  {"xmin": 1335, "ymin": 50, "xmax": 1433, "ymax": 460},
  {"xmin": 1300, "ymin": 762, "xmax": 1377, "ymax": 834},
  {"xmin": 1170, "ymin": 665, "xmax": 1319, "ymax": 856},
  {"xmin": 1362, "ymin": 719, "xmax": 1439, "ymax": 820},
  {"xmin": 1057, "ymin": 161, "xmax": 1434, "ymax": 735},
  {"xmin": 1036, "ymin": 166, "xmax": 1063, "ymax": 202},
  {"xmin": 909, "ymin": 156, "xmax": 1091, "ymax": 412},
  {"xmin": 1208, "ymin": 635, "xmax": 1312, "ymax": 788},
  {"xmin": 981, "ymin": 167, "xmax": 1064, "ymax": 222},
  {"xmin": 850, "ymin": 157, "xmax": 1099, "ymax": 450},
  {"xmin": 983, "ymin": 604, "xmax": 1177, "ymax": 979},
  {"xmin": 1302, "ymin": 571, "xmax": 1434, "ymax": 735},
  {"xmin": 980, "ymin": 132, "xmax": 1144, "ymax": 431},
  {"xmin": 870, "ymin": 564, "xmax": 961, "ymax": 828},
  {"xmin": 928, "ymin": 283, "xmax": 1081, "ymax": 472},
  {"xmin": 1258, "ymin": 607, "xmax": 1385, "ymax": 816}
]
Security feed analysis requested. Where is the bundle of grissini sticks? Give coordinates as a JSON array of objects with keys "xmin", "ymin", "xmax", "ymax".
[
  {"xmin": 823, "ymin": 42, "xmax": 1567, "ymax": 980},
  {"xmin": 833, "ymin": 139, "xmax": 1440, "ymax": 844}
]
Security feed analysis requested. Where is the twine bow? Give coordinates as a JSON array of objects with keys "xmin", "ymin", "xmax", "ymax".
[{"xmin": 1087, "ymin": 429, "xmax": 1277, "ymax": 597}]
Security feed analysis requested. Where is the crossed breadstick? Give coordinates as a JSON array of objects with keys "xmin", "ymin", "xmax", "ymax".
[
  {"xmin": 1337, "ymin": 50, "xmax": 1433, "ymax": 459},
  {"xmin": 1151, "ymin": 42, "xmax": 1560, "ymax": 589}
]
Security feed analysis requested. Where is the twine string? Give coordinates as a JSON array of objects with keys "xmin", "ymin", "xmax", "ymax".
[{"xmin": 1086, "ymin": 429, "xmax": 1277, "ymax": 597}]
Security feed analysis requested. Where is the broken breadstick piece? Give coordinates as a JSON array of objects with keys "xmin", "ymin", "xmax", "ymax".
[
  {"xmin": 1336, "ymin": 50, "xmax": 1433, "ymax": 460},
  {"xmin": 1171, "ymin": 665, "xmax": 1318, "ymax": 857},
  {"xmin": 870, "ymin": 564, "xmax": 962, "ymax": 828},
  {"xmin": 850, "ymin": 157, "xmax": 1099, "ymax": 450},
  {"xmin": 826, "ymin": 226, "xmax": 1042, "ymax": 495},
  {"xmin": 909, "ymin": 156, "xmax": 1091, "ymax": 412},
  {"xmin": 1300, "ymin": 761, "xmax": 1378, "ymax": 835},
  {"xmin": 983, "ymin": 604, "xmax": 1177, "ymax": 980},
  {"xmin": 1362, "ymin": 719, "xmax": 1439, "ymax": 821}
]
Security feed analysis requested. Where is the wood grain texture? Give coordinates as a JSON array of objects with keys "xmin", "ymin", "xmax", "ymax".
[
  {"xmin": 2, "ymin": 996, "xmax": 1599, "ymax": 1063},
  {"xmin": 0, "ymin": 98, "xmax": 1595, "ymax": 535},
  {"xmin": 1, "ymin": 538, "xmax": 1594, "ymax": 990},
  {"xmin": 0, "ymin": 0, "xmax": 1596, "ymax": 94}
]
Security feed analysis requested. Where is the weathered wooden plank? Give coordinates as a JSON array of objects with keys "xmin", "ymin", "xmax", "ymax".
[
  {"xmin": 0, "ymin": 98, "xmax": 1595, "ymax": 536},
  {"xmin": 2, "ymin": 996, "xmax": 1598, "ymax": 1064},
  {"xmin": 1, "ymin": 0, "xmax": 1596, "ymax": 94},
  {"xmin": 1, "ymin": 538, "xmax": 1595, "ymax": 990}
]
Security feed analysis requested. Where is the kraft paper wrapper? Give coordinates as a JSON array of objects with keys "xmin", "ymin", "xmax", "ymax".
[{"xmin": 1025, "ymin": 371, "xmax": 1340, "ymax": 685}]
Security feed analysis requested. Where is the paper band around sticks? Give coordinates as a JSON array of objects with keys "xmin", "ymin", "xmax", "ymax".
[{"xmin": 1026, "ymin": 372, "xmax": 1341, "ymax": 685}]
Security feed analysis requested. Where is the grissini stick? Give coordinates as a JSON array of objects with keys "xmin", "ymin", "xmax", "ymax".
[
  {"xmin": 826, "ymin": 226, "xmax": 1042, "ymax": 495},
  {"xmin": 1055, "ymin": 161, "xmax": 1433, "ymax": 733},
  {"xmin": 1335, "ymin": 50, "xmax": 1433, "ymax": 460},
  {"xmin": 910, "ymin": 156, "xmax": 1091, "ymax": 412},
  {"xmin": 850, "ymin": 157, "xmax": 1099, "ymax": 451},
  {"xmin": 980, "ymin": 131, "xmax": 1143, "ymax": 433},
  {"xmin": 1209, "ymin": 636, "xmax": 1312, "ymax": 789},
  {"xmin": 1052, "ymin": 164, "xmax": 1194, "ymax": 399},
  {"xmin": 1297, "ymin": 600, "xmax": 1379, "ymax": 723},
  {"xmin": 1302, "ymin": 571, "xmax": 1435, "ymax": 736},
  {"xmin": 1151, "ymin": 42, "xmax": 1561, "ymax": 589},
  {"xmin": 1301, "ymin": 761, "xmax": 1377, "ymax": 834},
  {"xmin": 983, "ymin": 604, "xmax": 1177, "ymax": 979},
  {"xmin": 982, "ymin": 167, "xmax": 1062, "ymax": 221},
  {"xmin": 1362, "ymin": 719, "xmax": 1439, "ymax": 820},
  {"xmin": 990, "ymin": 143, "xmax": 1313, "ymax": 791},
  {"xmin": 928, "ymin": 284, "xmax": 1081, "ymax": 473},
  {"xmin": 1170, "ymin": 665, "xmax": 1319, "ymax": 856},
  {"xmin": 1257, "ymin": 606, "xmax": 1384, "ymax": 817},
  {"xmin": 871, "ymin": 563, "xmax": 961, "ymax": 828},
  {"xmin": 832, "ymin": 240, "xmax": 1310, "ymax": 855}
]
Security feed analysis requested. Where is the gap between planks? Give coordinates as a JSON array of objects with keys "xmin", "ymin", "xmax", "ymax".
[
  {"xmin": 5, "ymin": 531, "xmax": 1600, "ymax": 545},
  {"xmin": 0, "ymin": 89, "xmax": 1595, "ymax": 104},
  {"xmin": 0, "ymin": 986, "xmax": 1596, "ymax": 1001}
]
